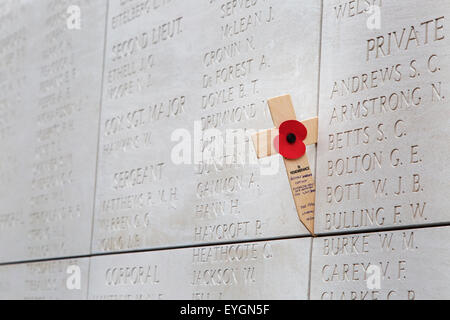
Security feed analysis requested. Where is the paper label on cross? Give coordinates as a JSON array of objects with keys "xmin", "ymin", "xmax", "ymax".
[{"xmin": 251, "ymin": 95, "xmax": 318, "ymax": 235}]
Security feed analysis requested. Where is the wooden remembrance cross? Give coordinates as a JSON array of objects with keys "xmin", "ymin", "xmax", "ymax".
[{"xmin": 252, "ymin": 95, "xmax": 318, "ymax": 236}]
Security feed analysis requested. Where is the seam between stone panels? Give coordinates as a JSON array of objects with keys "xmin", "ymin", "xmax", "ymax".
[
  {"xmin": 86, "ymin": 0, "xmax": 110, "ymax": 299},
  {"xmin": 309, "ymin": 0, "xmax": 324, "ymax": 301}
]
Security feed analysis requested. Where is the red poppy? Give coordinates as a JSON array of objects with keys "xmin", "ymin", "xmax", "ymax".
[{"xmin": 274, "ymin": 120, "xmax": 307, "ymax": 159}]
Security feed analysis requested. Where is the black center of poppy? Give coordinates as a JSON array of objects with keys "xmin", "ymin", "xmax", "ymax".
[{"xmin": 287, "ymin": 133, "xmax": 296, "ymax": 144}]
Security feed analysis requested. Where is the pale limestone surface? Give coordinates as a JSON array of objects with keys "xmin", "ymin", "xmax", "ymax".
[
  {"xmin": 0, "ymin": 0, "xmax": 107, "ymax": 263},
  {"xmin": 88, "ymin": 238, "xmax": 311, "ymax": 300},
  {"xmin": 311, "ymin": 226, "xmax": 450, "ymax": 300},
  {"xmin": 0, "ymin": 0, "xmax": 448, "ymax": 301}
]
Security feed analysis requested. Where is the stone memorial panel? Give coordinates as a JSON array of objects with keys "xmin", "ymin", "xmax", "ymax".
[
  {"xmin": 311, "ymin": 226, "xmax": 450, "ymax": 300},
  {"xmin": 0, "ymin": 0, "xmax": 107, "ymax": 262},
  {"xmin": 316, "ymin": 0, "xmax": 450, "ymax": 234},
  {"xmin": 88, "ymin": 237, "xmax": 311, "ymax": 300},
  {"xmin": 92, "ymin": 0, "xmax": 322, "ymax": 254},
  {"xmin": 0, "ymin": 258, "xmax": 89, "ymax": 300},
  {"xmin": 0, "ymin": 0, "xmax": 449, "ymax": 302}
]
